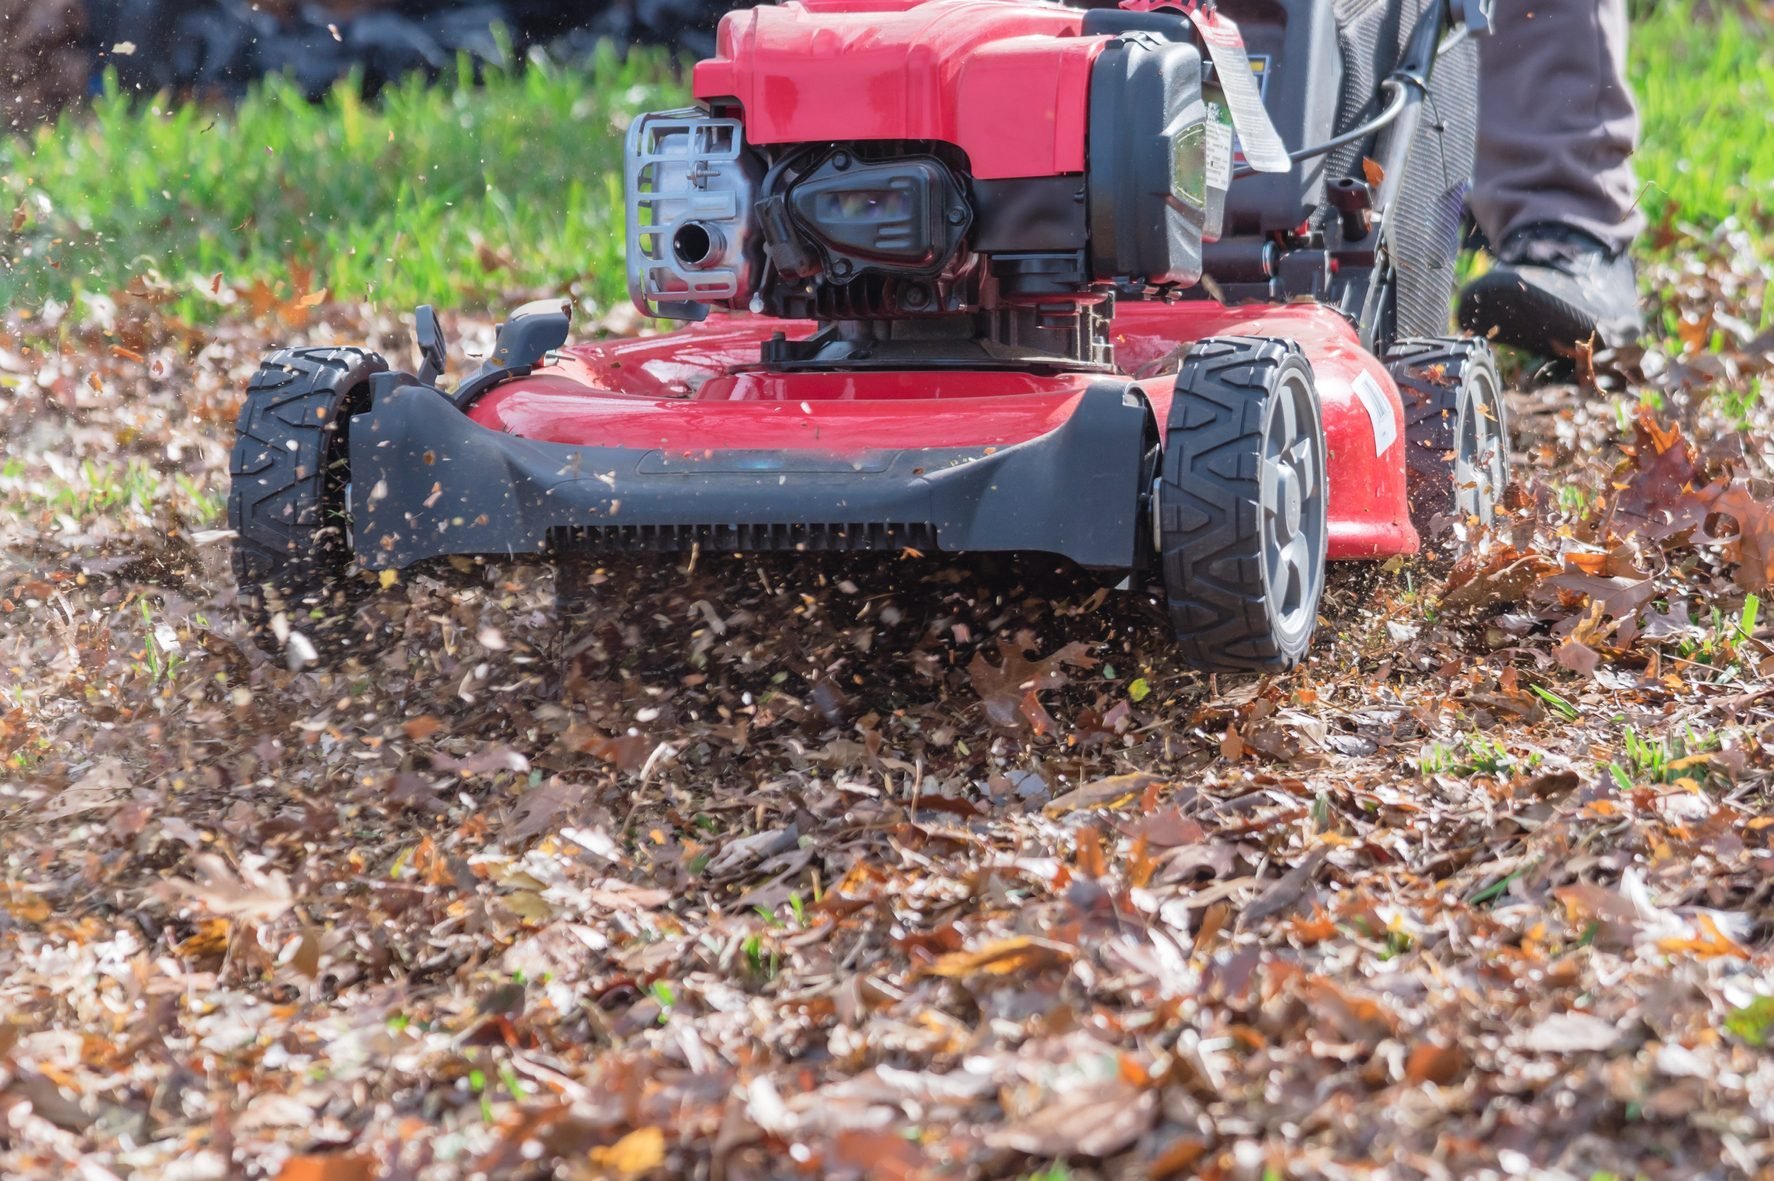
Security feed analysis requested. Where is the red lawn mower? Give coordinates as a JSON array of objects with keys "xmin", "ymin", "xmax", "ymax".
[{"xmin": 230, "ymin": 0, "xmax": 1509, "ymax": 672}]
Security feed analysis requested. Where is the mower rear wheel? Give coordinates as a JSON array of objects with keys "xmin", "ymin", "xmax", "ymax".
[
  {"xmin": 229, "ymin": 346, "xmax": 386, "ymax": 650},
  {"xmin": 1386, "ymin": 336, "xmax": 1510, "ymax": 549},
  {"xmin": 1156, "ymin": 337, "xmax": 1327, "ymax": 673}
]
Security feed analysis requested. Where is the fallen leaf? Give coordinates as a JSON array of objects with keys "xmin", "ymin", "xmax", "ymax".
[
  {"xmin": 1612, "ymin": 409, "xmax": 1710, "ymax": 537},
  {"xmin": 986, "ymin": 1078, "xmax": 1155, "ymax": 1158},
  {"xmin": 1554, "ymin": 636, "xmax": 1601, "ymax": 677},
  {"xmin": 274, "ymin": 1153, "xmax": 374, "ymax": 1181},
  {"xmin": 1044, "ymin": 771, "xmax": 1165, "ymax": 816},
  {"xmin": 168, "ymin": 854, "xmax": 293, "ymax": 921},
  {"xmin": 588, "ymin": 1126, "xmax": 666, "ymax": 1177},
  {"xmin": 924, "ymin": 935, "xmax": 1073, "ymax": 979},
  {"xmin": 174, "ymin": 916, "xmax": 231, "ymax": 959},
  {"xmin": 1240, "ymin": 845, "xmax": 1329, "ymax": 925},
  {"xmin": 402, "ymin": 715, "xmax": 444, "ymax": 740},
  {"xmin": 39, "ymin": 758, "xmax": 132, "ymax": 820},
  {"xmin": 1405, "ymin": 1041, "xmax": 1466, "ymax": 1085},
  {"xmin": 1521, "ymin": 1012, "xmax": 1618, "ymax": 1054},
  {"xmin": 560, "ymin": 724, "xmax": 650, "ymax": 772},
  {"xmin": 830, "ymin": 1129, "xmax": 927, "ymax": 1181}
]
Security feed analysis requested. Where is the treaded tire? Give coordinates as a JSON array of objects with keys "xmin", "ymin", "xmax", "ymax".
[
  {"xmin": 229, "ymin": 346, "xmax": 386, "ymax": 650},
  {"xmin": 1386, "ymin": 336, "xmax": 1510, "ymax": 550},
  {"xmin": 1157, "ymin": 337, "xmax": 1328, "ymax": 673}
]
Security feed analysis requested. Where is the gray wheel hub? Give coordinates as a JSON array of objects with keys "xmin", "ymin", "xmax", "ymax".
[
  {"xmin": 1455, "ymin": 365, "xmax": 1509, "ymax": 527},
  {"xmin": 1261, "ymin": 369, "xmax": 1324, "ymax": 644}
]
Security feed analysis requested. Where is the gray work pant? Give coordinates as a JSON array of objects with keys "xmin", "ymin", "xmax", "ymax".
[{"xmin": 1470, "ymin": 0, "xmax": 1645, "ymax": 252}]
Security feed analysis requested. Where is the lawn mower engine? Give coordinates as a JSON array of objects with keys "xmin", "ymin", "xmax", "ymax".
[
  {"xmin": 230, "ymin": 0, "xmax": 1515, "ymax": 677},
  {"xmin": 627, "ymin": 0, "xmax": 1255, "ymax": 371}
]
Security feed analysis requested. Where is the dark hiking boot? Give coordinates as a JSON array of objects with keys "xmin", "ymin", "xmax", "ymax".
[{"xmin": 1458, "ymin": 222, "xmax": 1643, "ymax": 357}]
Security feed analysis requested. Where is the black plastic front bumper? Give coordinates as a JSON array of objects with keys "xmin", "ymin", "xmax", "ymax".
[{"xmin": 346, "ymin": 380, "xmax": 1153, "ymax": 571}]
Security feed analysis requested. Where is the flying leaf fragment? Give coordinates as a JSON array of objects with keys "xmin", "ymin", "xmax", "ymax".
[
  {"xmin": 967, "ymin": 631, "xmax": 1098, "ymax": 733},
  {"xmin": 1697, "ymin": 484, "xmax": 1774, "ymax": 591},
  {"xmin": 1441, "ymin": 545, "xmax": 1560, "ymax": 613}
]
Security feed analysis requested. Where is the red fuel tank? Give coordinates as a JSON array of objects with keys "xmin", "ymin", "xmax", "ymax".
[{"xmin": 692, "ymin": 0, "xmax": 1102, "ymax": 180}]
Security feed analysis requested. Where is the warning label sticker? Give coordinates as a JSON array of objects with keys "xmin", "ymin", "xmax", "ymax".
[
  {"xmin": 1225, "ymin": 55, "xmax": 1269, "ymax": 168},
  {"xmin": 1352, "ymin": 371, "xmax": 1398, "ymax": 456},
  {"xmin": 1206, "ymin": 107, "xmax": 1232, "ymax": 191}
]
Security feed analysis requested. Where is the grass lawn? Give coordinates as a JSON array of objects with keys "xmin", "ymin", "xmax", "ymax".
[
  {"xmin": 0, "ymin": 0, "xmax": 1768, "ymax": 326},
  {"xmin": 0, "ymin": 46, "xmax": 678, "ymax": 323}
]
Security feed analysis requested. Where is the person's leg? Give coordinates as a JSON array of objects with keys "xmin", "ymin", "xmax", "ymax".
[{"xmin": 1459, "ymin": 0, "xmax": 1645, "ymax": 355}]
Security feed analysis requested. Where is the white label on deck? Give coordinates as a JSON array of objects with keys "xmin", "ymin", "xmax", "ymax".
[{"xmin": 1353, "ymin": 371, "xmax": 1397, "ymax": 456}]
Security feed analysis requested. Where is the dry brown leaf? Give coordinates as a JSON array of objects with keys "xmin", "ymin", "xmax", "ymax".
[
  {"xmin": 402, "ymin": 714, "xmax": 444, "ymax": 740},
  {"xmin": 560, "ymin": 723, "xmax": 651, "ymax": 772},
  {"xmin": 967, "ymin": 631, "xmax": 1097, "ymax": 734},
  {"xmin": 1521, "ymin": 1012, "xmax": 1618, "ymax": 1054},
  {"xmin": 173, "ymin": 917, "xmax": 230, "ymax": 959},
  {"xmin": 1554, "ymin": 636, "xmax": 1601, "ymax": 677},
  {"xmin": 830, "ymin": 1129, "xmax": 928, "ymax": 1181},
  {"xmin": 169, "ymin": 854, "xmax": 292, "ymax": 921},
  {"xmin": 1149, "ymin": 1136, "xmax": 1210, "ymax": 1178},
  {"xmin": 1241, "ymin": 845, "xmax": 1329, "ymax": 925},
  {"xmin": 1540, "ymin": 571, "xmax": 1658, "ymax": 620},
  {"xmin": 1612, "ymin": 409, "xmax": 1710, "ymax": 537},
  {"xmin": 1676, "ymin": 309, "xmax": 1715, "ymax": 354},
  {"xmin": 1656, "ymin": 912, "xmax": 1750, "ymax": 960},
  {"xmin": 986, "ymin": 1078, "xmax": 1155, "ymax": 1158},
  {"xmin": 1405, "ymin": 1041, "xmax": 1466, "ymax": 1085},
  {"xmin": 39, "ymin": 758, "xmax": 132, "ymax": 820},
  {"xmin": 588, "ymin": 1127, "xmax": 666, "ymax": 1177},
  {"xmin": 1043, "ymin": 771, "xmax": 1164, "ymax": 816},
  {"xmin": 924, "ymin": 935, "xmax": 1073, "ymax": 979},
  {"xmin": 1441, "ymin": 546, "xmax": 1560, "ymax": 613},
  {"xmin": 1698, "ymin": 484, "xmax": 1774, "ymax": 591},
  {"xmin": 275, "ymin": 1153, "xmax": 375, "ymax": 1181}
]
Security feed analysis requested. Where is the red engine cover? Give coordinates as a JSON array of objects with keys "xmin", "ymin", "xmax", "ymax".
[{"xmin": 692, "ymin": 0, "xmax": 1102, "ymax": 180}]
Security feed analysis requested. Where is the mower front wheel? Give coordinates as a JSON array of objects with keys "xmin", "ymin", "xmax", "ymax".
[
  {"xmin": 1155, "ymin": 337, "xmax": 1327, "ymax": 673},
  {"xmin": 1386, "ymin": 336, "xmax": 1510, "ymax": 549},
  {"xmin": 229, "ymin": 346, "xmax": 386, "ymax": 650}
]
